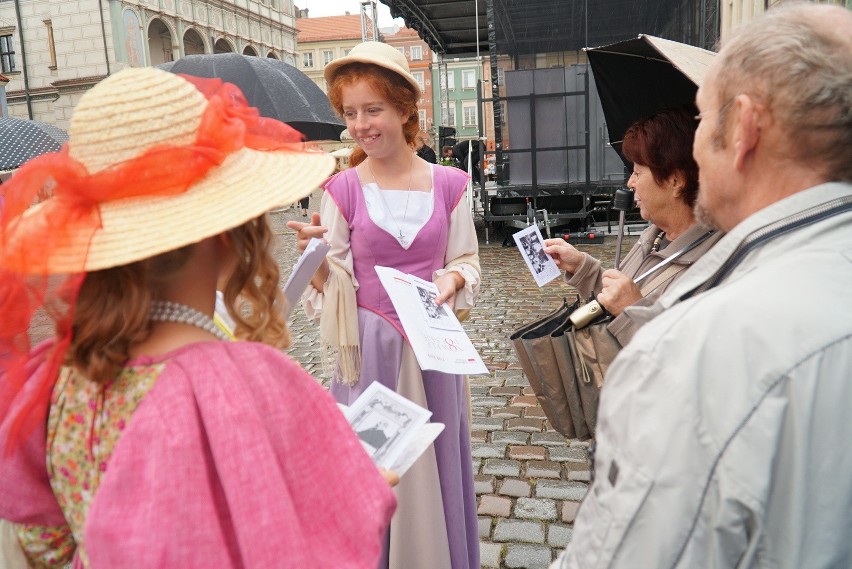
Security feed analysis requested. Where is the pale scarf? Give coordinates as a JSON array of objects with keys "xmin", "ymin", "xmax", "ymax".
[{"xmin": 320, "ymin": 257, "xmax": 362, "ymax": 385}]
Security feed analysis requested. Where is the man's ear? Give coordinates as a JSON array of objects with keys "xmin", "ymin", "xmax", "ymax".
[{"xmin": 732, "ymin": 94, "xmax": 761, "ymax": 171}]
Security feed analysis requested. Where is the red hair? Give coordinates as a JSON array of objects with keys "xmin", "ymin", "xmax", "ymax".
[
  {"xmin": 327, "ymin": 62, "xmax": 419, "ymax": 167},
  {"xmin": 622, "ymin": 108, "xmax": 699, "ymax": 207}
]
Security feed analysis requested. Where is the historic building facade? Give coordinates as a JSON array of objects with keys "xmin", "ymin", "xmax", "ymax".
[{"xmin": 0, "ymin": 0, "xmax": 299, "ymax": 126}]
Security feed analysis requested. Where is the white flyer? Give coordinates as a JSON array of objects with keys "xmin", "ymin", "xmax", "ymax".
[
  {"xmin": 512, "ymin": 224, "xmax": 561, "ymax": 287},
  {"xmin": 375, "ymin": 266, "xmax": 488, "ymax": 376},
  {"xmin": 282, "ymin": 237, "xmax": 331, "ymax": 317},
  {"xmin": 341, "ymin": 382, "xmax": 444, "ymax": 476}
]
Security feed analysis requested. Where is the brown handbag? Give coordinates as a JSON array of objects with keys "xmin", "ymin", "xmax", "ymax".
[{"xmin": 510, "ymin": 299, "xmax": 583, "ymax": 439}]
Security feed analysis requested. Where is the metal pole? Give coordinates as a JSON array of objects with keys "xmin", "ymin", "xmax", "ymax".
[
  {"xmin": 612, "ymin": 188, "xmax": 634, "ymax": 270},
  {"xmin": 13, "ymin": 0, "xmax": 33, "ymax": 119}
]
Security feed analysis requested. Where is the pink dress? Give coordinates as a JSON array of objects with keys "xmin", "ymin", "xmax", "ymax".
[{"xmin": 0, "ymin": 340, "xmax": 396, "ymax": 568}]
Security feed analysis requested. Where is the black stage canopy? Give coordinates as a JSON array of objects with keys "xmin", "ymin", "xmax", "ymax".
[{"xmin": 383, "ymin": 0, "xmax": 717, "ymax": 56}]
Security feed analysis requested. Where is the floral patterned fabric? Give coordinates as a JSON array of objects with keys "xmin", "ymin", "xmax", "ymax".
[{"xmin": 16, "ymin": 363, "xmax": 162, "ymax": 568}]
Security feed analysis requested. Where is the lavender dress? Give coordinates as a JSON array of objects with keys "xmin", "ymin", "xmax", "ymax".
[{"xmin": 316, "ymin": 164, "xmax": 480, "ymax": 569}]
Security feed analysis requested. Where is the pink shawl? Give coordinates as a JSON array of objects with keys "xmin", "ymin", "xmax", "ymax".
[{"xmin": 0, "ymin": 341, "xmax": 396, "ymax": 568}]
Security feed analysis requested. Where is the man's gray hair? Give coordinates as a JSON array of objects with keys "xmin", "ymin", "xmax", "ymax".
[{"xmin": 714, "ymin": 3, "xmax": 852, "ymax": 182}]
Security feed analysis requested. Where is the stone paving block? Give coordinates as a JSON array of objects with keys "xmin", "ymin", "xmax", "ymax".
[
  {"xmin": 472, "ymin": 396, "xmax": 512, "ymax": 408},
  {"xmin": 510, "ymin": 395, "xmax": 540, "ymax": 407},
  {"xmin": 473, "ymin": 458, "xmax": 481, "ymax": 472},
  {"xmin": 494, "ymin": 369, "xmax": 527, "ymax": 380},
  {"xmin": 523, "ymin": 406, "xmax": 549, "ymax": 420},
  {"xmin": 475, "ymin": 475, "xmax": 496, "ymax": 495},
  {"xmin": 509, "ymin": 445, "xmax": 547, "ymax": 461},
  {"xmin": 508, "ymin": 418, "xmax": 545, "ymax": 433},
  {"xmin": 470, "ymin": 386, "xmax": 490, "ymax": 396},
  {"xmin": 515, "ymin": 497, "xmax": 558, "ymax": 521},
  {"xmin": 470, "ymin": 430, "xmax": 488, "ymax": 443},
  {"xmin": 499, "ymin": 477, "xmax": 531, "ymax": 498},
  {"xmin": 478, "ymin": 494, "xmax": 513, "ymax": 517},
  {"xmin": 526, "ymin": 460, "xmax": 562, "ymax": 479},
  {"xmin": 549, "ymin": 446, "xmax": 590, "ymax": 463},
  {"xmin": 482, "ymin": 459, "xmax": 522, "ymax": 477},
  {"xmin": 493, "ymin": 519, "xmax": 546, "ymax": 544},
  {"xmin": 491, "ymin": 431, "xmax": 530, "ymax": 445},
  {"xmin": 472, "ymin": 417, "xmax": 506, "ymax": 431},
  {"xmin": 472, "ymin": 442, "xmax": 508, "ymax": 459},
  {"xmin": 522, "ymin": 386, "xmax": 536, "ymax": 396},
  {"xmin": 548, "ymin": 523, "xmax": 574, "ymax": 548},
  {"xmin": 569, "ymin": 439, "xmax": 592, "ymax": 448},
  {"xmin": 471, "ymin": 407, "xmax": 489, "ymax": 417},
  {"xmin": 470, "ymin": 376, "xmax": 505, "ymax": 387},
  {"xmin": 568, "ymin": 469, "xmax": 592, "ymax": 482},
  {"xmin": 479, "ymin": 517, "xmax": 494, "ymax": 540},
  {"xmin": 561, "ymin": 500, "xmax": 582, "ymax": 523},
  {"xmin": 505, "ymin": 375, "xmax": 531, "ymax": 387},
  {"xmin": 537, "ymin": 480, "xmax": 589, "ymax": 501},
  {"xmin": 480, "ymin": 541, "xmax": 503, "ymax": 568},
  {"xmin": 504, "ymin": 544, "xmax": 553, "ymax": 568},
  {"xmin": 531, "ymin": 432, "xmax": 570, "ymax": 447},
  {"xmin": 492, "ymin": 406, "xmax": 524, "ymax": 419},
  {"xmin": 490, "ymin": 386, "xmax": 522, "ymax": 396}
]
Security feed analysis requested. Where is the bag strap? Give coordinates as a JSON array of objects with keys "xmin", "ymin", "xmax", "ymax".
[
  {"xmin": 633, "ymin": 230, "xmax": 716, "ymax": 286},
  {"xmin": 639, "ymin": 262, "xmax": 685, "ymax": 296},
  {"xmin": 680, "ymin": 194, "xmax": 852, "ymax": 301}
]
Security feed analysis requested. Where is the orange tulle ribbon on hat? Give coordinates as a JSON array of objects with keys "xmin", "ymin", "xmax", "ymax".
[{"xmin": 0, "ymin": 75, "xmax": 304, "ymax": 454}]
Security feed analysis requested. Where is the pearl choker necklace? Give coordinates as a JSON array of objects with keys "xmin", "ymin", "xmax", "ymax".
[{"xmin": 149, "ymin": 300, "xmax": 230, "ymax": 341}]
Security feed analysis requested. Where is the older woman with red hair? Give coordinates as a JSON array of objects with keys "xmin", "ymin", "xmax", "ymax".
[{"xmin": 545, "ymin": 108, "xmax": 723, "ymax": 346}]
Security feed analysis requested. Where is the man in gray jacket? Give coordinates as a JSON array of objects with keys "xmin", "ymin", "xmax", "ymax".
[{"xmin": 552, "ymin": 4, "xmax": 852, "ymax": 568}]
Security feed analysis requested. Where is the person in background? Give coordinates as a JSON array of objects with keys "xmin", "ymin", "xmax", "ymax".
[
  {"xmin": 0, "ymin": 67, "xmax": 395, "ymax": 568},
  {"xmin": 545, "ymin": 108, "xmax": 722, "ymax": 347},
  {"xmin": 415, "ymin": 131, "xmax": 437, "ymax": 164},
  {"xmin": 288, "ymin": 41, "xmax": 481, "ymax": 569},
  {"xmin": 551, "ymin": 4, "xmax": 852, "ymax": 567}
]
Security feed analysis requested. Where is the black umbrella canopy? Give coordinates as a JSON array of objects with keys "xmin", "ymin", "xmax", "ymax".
[
  {"xmin": 586, "ymin": 35, "xmax": 716, "ymax": 158},
  {"xmin": 0, "ymin": 117, "xmax": 69, "ymax": 171},
  {"xmin": 159, "ymin": 53, "xmax": 345, "ymax": 142}
]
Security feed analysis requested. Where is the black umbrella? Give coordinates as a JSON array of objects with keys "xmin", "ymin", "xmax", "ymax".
[
  {"xmin": 0, "ymin": 117, "xmax": 69, "ymax": 171},
  {"xmin": 158, "ymin": 53, "xmax": 345, "ymax": 142},
  {"xmin": 586, "ymin": 35, "xmax": 716, "ymax": 158}
]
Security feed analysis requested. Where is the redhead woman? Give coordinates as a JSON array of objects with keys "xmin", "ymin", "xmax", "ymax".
[
  {"xmin": 0, "ymin": 67, "xmax": 395, "ymax": 568},
  {"xmin": 544, "ymin": 108, "xmax": 723, "ymax": 346},
  {"xmin": 288, "ymin": 42, "xmax": 481, "ymax": 569}
]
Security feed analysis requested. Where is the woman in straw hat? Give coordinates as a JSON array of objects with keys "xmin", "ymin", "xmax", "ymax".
[
  {"xmin": 288, "ymin": 41, "xmax": 481, "ymax": 569},
  {"xmin": 0, "ymin": 67, "xmax": 395, "ymax": 568}
]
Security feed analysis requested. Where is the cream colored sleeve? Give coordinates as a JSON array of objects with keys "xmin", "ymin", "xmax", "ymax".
[
  {"xmin": 433, "ymin": 189, "xmax": 481, "ymax": 314},
  {"xmin": 302, "ymin": 191, "xmax": 359, "ymax": 322}
]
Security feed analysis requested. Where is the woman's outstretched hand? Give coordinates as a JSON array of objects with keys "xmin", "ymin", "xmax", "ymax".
[
  {"xmin": 543, "ymin": 238, "xmax": 584, "ymax": 274},
  {"xmin": 286, "ymin": 212, "xmax": 328, "ymax": 253}
]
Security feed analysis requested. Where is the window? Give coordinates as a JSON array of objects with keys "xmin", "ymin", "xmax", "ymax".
[
  {"xmin": 419, "ymin": 110, "xmax": 426, "ymax": 130},
  {"xmin": 302, "ymin": 51, "xmax": 313, "ymax": 68},
  {"xmin": 445, "ymin": 71, "xmax": 454, "ymax": 90},
  {"xmin": 497, "ymin": 67, "xmax": 505, "ymax": 87},
  {"xmin": 396, "ymin": 47, "xmax": 405, "ymax": 56},
  {"xmin": 344, "ymin": 48, "xmax": 351, "ymax": 56},
  {"xmin": 410, "ymin": 45, "xmax": 422, "ymax": 60},
  {"xmin": 44, "ymin": 20, "xmax": 57, "ymax": 69},
  {"xmin": 444, "ymin": 105, "xmax": 455, "ymax": 127},
  {"xmin": 462, "ymin": 69, "xmax": 476, "ymax": 89},
  {"xmin": 463, "ymin": 102, "xmax": 478, "ymax": 127},
  {"xmin": 412, "ymin": 71, "xmax": 424, "ymax": 92},
  {"xmin": 1, "ymin": 34, "xmax": 16, "ymax": 73},
  {"xmin": 323, "ymin": 50, "xmax": 334, "ymax": 65}
]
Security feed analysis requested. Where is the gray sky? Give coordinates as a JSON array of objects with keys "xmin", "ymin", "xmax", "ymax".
[{"xmin": 296, "ymin": 0, "xmax": 403, "ymax": 28}]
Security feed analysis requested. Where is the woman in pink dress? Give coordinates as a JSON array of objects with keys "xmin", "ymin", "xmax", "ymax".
[
  {"xmin": 0, "ymin": 67, "xmax": 395, "ymax": 568},
  {"xmin": 289, "ymin": 42, "xmax": 481, "ymax": 569}
]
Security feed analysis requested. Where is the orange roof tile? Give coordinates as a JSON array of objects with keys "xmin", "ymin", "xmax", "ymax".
[{"xmin": 296, "ymin": 15, "xmax": 371, "ymax": 43}]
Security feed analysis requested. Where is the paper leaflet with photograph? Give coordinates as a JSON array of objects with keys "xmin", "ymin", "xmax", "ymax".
[
  {"xmin": 375, "ymin": 266, "xmax": 488, "ymax": 375},
  {"xmin": 512, "ymin": 224, "xmax": 561, "ymax": 287},
  {"xmin": 338, "ymin": 382, "xmax": 444, "ymax": 477}
]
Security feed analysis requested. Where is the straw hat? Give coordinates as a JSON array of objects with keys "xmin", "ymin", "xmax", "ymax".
[
  {"xmin": 324, "ymin": 41, "xmax": 421, "ymax": 96},
  {"xmin": 4, "ymin": 67, "xmax": 334, "ymax": 274}
]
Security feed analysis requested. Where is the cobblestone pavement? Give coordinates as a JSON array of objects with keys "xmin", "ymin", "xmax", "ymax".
[{"xmin": 271, "ymin": 191, "xmax": 640, "ymax": 569}]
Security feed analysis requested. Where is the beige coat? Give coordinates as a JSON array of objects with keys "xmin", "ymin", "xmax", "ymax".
[{"xmin": 564, "ymin": 222, "xmax": 721, "ymax": 346}]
